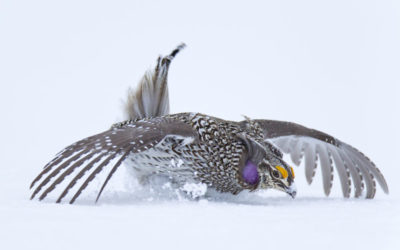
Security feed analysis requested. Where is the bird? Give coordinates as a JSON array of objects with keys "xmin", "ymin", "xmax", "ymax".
[{"xmin": 30, "ymin": 43, "xmax": 389, "ymax": 204}]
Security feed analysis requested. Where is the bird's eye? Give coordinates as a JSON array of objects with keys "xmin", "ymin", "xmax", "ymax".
[{"xmin": 272, "ymin": 170, "xmax": 280, "ymax": 178}]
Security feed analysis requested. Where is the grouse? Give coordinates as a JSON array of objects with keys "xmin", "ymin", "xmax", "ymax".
[{"xmin": 30, "ymin": 44, "xmax": 389, "ymax": 204}]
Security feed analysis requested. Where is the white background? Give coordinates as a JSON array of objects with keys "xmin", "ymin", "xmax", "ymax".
[{"xmin": 1, "ymin": 1, "xmax": 399, "ymax": 249}]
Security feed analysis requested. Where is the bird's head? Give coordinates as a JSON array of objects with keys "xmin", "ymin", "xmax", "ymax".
[{"xmin": 238, "ymin": 134, "xmax": 297, "ymax": 198}]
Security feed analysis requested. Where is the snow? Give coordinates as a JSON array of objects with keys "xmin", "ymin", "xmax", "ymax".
[
  {"xmin": 1, "ymin": 0, "xmax": 399, "ymax": 249},
  {"xmin": 2, "ymin": 173, "xmax": 399, "ymax": 250}
]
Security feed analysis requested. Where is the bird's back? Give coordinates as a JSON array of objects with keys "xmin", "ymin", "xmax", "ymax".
[{"xmin": 122, "ymin": 112, "xmax": 256, "ymax": 194}]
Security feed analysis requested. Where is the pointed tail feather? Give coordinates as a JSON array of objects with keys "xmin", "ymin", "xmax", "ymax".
[{"xmin": 124, "ymin": 43, "xmax": 186, "ymax": 120}]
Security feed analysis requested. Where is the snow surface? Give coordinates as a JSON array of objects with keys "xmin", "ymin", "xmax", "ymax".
[{"xmin": 1, "ymin": 1, "xmax": 399, "ymax": 249}]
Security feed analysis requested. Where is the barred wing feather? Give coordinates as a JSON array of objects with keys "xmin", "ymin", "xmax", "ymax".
[
  {"xmin": 30, "ymin": 118, "xmax": 198, "ymax": 204},
  {"xmin": 254, "ymin": 120, "xmax": 388, "ymax": 198}
]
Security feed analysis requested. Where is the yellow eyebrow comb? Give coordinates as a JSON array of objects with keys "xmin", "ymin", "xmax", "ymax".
[{"xmin": 275, "ymin": 166, "xmax": 288, "ymax": 179}]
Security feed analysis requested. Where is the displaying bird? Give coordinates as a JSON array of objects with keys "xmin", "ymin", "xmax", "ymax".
[{"xmin": 30, "ymin": 44, "xmax": 389, "ymax": 204}]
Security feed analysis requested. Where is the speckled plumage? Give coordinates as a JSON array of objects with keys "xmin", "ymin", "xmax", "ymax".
[
  {"xmin": 30, "ymin": 44, "xmax": 388, "ymax": 204},
  {"xmin": 127, "ymin": 113, "xmax": 250, "ymax": 194}
]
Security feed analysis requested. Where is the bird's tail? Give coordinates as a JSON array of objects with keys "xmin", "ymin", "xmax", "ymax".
[{"xmin": 124, "ymin": 43, "xmax": 186, "ymax": 120}]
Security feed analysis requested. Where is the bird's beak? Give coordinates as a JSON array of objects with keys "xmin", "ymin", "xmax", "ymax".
[{"xmin": 285, "ymin": 184, "xmax": 297, "ymax": 199}]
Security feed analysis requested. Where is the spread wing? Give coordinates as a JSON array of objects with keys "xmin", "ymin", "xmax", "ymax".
[
  {"xmin": 30, "ymin": 118, "xmax": 198, "ymax": 204},
  {"xmin": 31, "ymin": 44, "xmax": 189, "ymax": 204},
  {"xmin": 253, "ymin": 119, "xmax": 389, "ymax": 198}
]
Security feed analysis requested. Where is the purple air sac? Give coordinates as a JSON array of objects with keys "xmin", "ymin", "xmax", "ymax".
[{"xmin": 242, "ymin": 160, "xmax": 259, "ymax": 185}]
